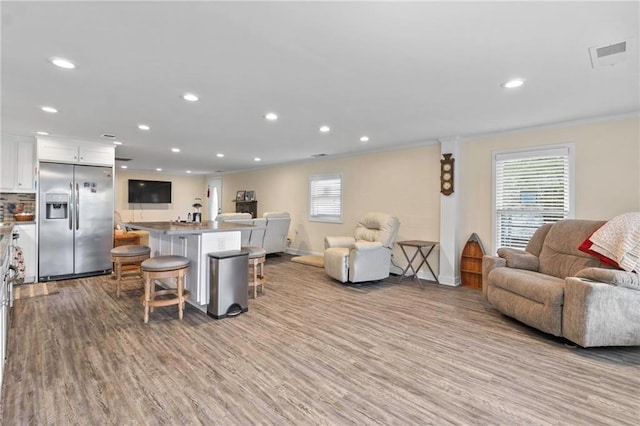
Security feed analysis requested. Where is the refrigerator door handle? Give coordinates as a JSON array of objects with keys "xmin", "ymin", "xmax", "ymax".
[
  {"xmin": 69, "ymin": 182, "xmax": 73, "ymax": 230},
  {"xmin": 76, "ymin": 183, "xmax": 80, "ymax": 230}
]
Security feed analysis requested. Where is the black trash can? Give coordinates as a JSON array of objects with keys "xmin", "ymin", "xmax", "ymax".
[{"xmin": 207, "ymin": 250, "xmax": 249, "ymax": 319}]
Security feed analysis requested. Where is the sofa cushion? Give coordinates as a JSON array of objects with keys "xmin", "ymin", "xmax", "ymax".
[
  {"xmin": 354, "ymin": 213, "xmax": 399, "ymax": 248},
  {"xmin": 538, "ymin": 219, "xmax": 607, "ymax": 279},
  {"xmin": 487, "ymin": 268, "xmax": 565, "ymax": 336},
  {"xmin": 525, "ymin": 223, "xmax": 553, "ymax": 257},
  {"xmin": 488, "ymin": 268, "xmax": 565, "ymax": 305},
  {"xmin": 497, "ymin": 248, "xmax": 539, "ymax": 271}
]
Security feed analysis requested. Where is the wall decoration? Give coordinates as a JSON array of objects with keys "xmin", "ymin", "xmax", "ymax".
[
  {"xmin": 245, "ymin": 190, "xmax": 255, "ymax": 201},
  {"xmin": 236, "ymin": 190, "xmax": 246, "ymax": 201},
  {"xmin": 440, "ymin": 153, "xmax": 455, "ymax": 196}
]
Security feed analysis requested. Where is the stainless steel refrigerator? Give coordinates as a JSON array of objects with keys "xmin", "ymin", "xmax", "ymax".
[{"xmin": 38, "ymin": 163, "xmax": 114, "ymax": 281}]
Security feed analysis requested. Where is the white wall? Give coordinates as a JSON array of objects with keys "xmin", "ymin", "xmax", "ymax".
[{"xmin": 114, "ymin": 170, "xmax": 208, "ymax": 222}]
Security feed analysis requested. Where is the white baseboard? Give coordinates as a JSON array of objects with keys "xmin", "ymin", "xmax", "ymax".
[{"xmin": 285, "ymin": 248, "xmax": 324, "ymax": 257}]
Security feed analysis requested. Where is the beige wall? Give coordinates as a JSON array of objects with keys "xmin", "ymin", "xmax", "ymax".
[
  {"xmin": 114, "ymin": 116, "xmax": 638, "ymax": 277},
  {"xmin": 459, "ymin": 116, "xmax": 640, "ymax": 254},
  {"xmin": 220, "ymin": 116, "xmax": 639, "ymax": 269},
  {"xmin": 220, "ymin": 144, "xmax": 442, "ymax": 258},
  {"xmin": 114, "ymin": 170, "xmax": 208, "ymax": 222}
]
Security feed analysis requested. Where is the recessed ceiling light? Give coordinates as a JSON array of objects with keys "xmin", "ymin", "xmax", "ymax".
[
  {"xmin": 360, "ymin": 136, "xmax": 370, "ymax": 143},
  {"xmin": 254, "ymin": 157, "xmax": 262, "ymax": 162},
  {"xmin": 36, "ymin": 131, "xmax": 49, "ymax": 135},
  {"xmin": 121, "ymin": 165, "xmax": 128, "ymax": 169},
  {"xmin": 50, "ymin": 57, "xmax": 75, "ymax": 69},
  {"xmin": 319, "ymin": 125, "xmax": 331, "ymax": 133},
  {"xmin": 171, "ymin": 148, "xmax": 180, "ymax": 153},
  {"xmin": 186, "ymin": 170, "xmax": 192, "ymax": 174},
  {"xmin": 138, "ymin": 124, "xmax": 150, "ymax": 130},
  {"xmin": 264, "ymin": 112, "xmax": 278, "ymax": 121},
  {"xmin": 502, "ymin": 79, "xmax": 525, "ymax": 89},
  {"xmin": 182, "ymin": 93, "xmax": 199, "ymax": 102},
  {"xmin": 156, "ymin": 168, "xmax": 162, "ymax": 171},
  {"xmin": 216, "ymin": 153, "xmax": 224, "ymax": 158},
  {"xmin": 113, "ymin": 141, "xmax": 123, "ymax": 145},
  {"xmin": 41, "ymin": 106, "xmax": 58, "ymax": 113}
]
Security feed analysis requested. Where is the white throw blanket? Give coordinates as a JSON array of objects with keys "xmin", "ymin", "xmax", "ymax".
[{"xmin": 589, "ymin": 212, "xmax": 640, "ymax": 272}]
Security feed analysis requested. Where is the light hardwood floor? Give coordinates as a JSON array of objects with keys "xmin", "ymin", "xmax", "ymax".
[{"xmin": 1, "ymin": 255, "xmax": 639, "ymax": 425}]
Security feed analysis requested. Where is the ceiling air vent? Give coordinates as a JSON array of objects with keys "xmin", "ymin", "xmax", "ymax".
[
  {"xmin": 589, "ymin": 41, "xmax": 628, "ymax": 68},
  {"xmin": 311, "ymin": 153, "xmax": 327, "ymax": 158},
  {"xmin": 115, "ymin": 157, "xmax": 132, "ymax": 162},
  {"xmin": 101, "ymin": 133, "xmax": 116, "ymax": 138}
]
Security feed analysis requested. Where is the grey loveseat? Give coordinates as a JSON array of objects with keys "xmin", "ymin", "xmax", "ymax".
[{"xmin": 483, "ymin": 219, "xmax": 640, "ymax": 347}]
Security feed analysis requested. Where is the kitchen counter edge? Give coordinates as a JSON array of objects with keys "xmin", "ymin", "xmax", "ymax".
[{"xmin": 125, "ymin": 221, "xmax": 258, "ymax": 235}]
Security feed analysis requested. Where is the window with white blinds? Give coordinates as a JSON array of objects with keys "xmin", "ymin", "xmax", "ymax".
[
  {"xmin": 493, "ymin": 145, "xmax": 574, "ymax": 251},
  {"xmin": 309, "ymin": 173, "xmax": 343, "ymax": 223}
]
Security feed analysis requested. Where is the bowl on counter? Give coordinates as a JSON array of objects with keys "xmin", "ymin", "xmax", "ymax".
[{"xmin": 13, "ymin": 213, "xmax": 35, "ymax": 222}]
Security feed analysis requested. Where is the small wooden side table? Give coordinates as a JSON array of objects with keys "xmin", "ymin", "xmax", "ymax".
[{"xmin": 397, "ymin": 240, "xmax": 440, "ymax": 287}]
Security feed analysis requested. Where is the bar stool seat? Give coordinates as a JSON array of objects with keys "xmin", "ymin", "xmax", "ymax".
[
  {"xmin": 140, "ymin": 255, "xmax": 190, "ymax": 323},
  {"xmin": 243, "ymin": 246, "xmax": 266, "ymax": 299},
  {"xmin": 110, "ymin": 245, "xmax": 151, "ymax": 297}
]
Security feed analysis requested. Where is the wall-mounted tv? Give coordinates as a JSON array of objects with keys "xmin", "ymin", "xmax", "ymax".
[{"xmin": 128, "ymin": 179, "xmax": 172, "ymax": 204}]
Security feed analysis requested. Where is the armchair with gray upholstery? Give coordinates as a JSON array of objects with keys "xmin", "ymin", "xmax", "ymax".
[
  {"xmin": 215, "ymin": 213, "xmax": 265, "ymax": 247},
  {"xmin": 262, "ymin": 212, "xmax": 291, "ymax": 254},
  {"xmin": 324, "ymin": 212, "xmax": 400, "ymax": 283}
]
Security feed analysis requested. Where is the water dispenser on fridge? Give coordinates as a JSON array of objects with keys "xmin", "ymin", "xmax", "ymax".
[{"xmin": 45, "ymin": 193, "xmax": 68, "ymax": 220}]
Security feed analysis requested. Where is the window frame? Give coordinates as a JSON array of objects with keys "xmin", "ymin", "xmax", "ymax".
[
  {"xmin": 491, "ymin": 143, "xmax": 575, "ymax": 254},
  {"xmin": 308, "ymin": 173, "xmax": 343, "ymax": 224}
]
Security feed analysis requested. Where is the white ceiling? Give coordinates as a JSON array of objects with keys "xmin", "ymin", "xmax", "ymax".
[{"xmin": 2, "ymin": 1, "xmax": 639, "ymax": 175}]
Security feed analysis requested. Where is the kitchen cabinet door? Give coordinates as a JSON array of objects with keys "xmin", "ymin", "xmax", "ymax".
[
  {"xmin": 183, "ymin": 234, "xmax": 204, "ymax": 305},
  {"xmin": 16, "ymin": 141, "xmax": 34, "ymax": 190},
  {"xmin": 1, "ymin": 137, "xmax": 34, "ymax": 191},
  {"xmin": 0, "ymin": 138, "xmax": 17, "ymax": 190},
  {"xmin": 37, "ymin": 139, "xmax": 78, "ymax": 162},
  {"xmin": 37, "ymin": 138, "xmax": 114, "ymax": 166},
  {"xmin": 79, "ymin": 145, "xmax": 114, "ymax": 166},
  {"xmin": 15, "ymin": 224, "xmax": 36, "ymax": 283}
]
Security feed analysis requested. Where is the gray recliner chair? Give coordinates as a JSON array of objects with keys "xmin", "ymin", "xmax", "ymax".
[{"xmin": 324, "ymin": 213, "xmax": 400, "ymax": 283}]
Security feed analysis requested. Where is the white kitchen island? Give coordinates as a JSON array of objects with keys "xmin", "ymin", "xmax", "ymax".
[{"xmin": 125, "ymin": 221, "xmax": 255, "ymax": 312}]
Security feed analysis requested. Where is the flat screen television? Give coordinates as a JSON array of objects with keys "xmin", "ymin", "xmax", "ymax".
[{"xmin": 128, "ymin": 179, "xmax": 172, "ymax": 204}]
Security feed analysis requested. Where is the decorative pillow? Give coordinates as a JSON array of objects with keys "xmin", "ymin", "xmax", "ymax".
[
  {"xmin": 578, "ymin": 229, "xmax": 620, "ymax": 268},
  {"xmin": 576, "ymin": 267, "xmax": 639, "ymax": 290},
  {"xmin": 497, "ymin": 248, "xmax": 539, "ymax": 271}
]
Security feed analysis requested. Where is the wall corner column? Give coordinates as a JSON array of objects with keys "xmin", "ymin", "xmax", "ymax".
[{"xmin": 438, "ymin": 138, "xmax": 461, "ymax": 286}]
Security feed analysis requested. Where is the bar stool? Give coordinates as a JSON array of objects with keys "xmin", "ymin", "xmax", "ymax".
[
  {"xmin": 243, "ymin": 246, "xmax": 267, "ymax": 298},
  {"xmin": 110, "ymin": 245, "xmax": 151, "ymax": 297},
  {"xmin": 140, "ymin": 255, "xmax": 190, "ymax": 323}
]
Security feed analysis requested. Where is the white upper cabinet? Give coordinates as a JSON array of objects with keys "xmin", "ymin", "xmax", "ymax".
[
  {"xmin": 1, "ymin": 134, "xmax": 35, "ymax": 191},
  {"xmin": 37, "ymin": 137, "xmax": 114, "ymax": 166}
]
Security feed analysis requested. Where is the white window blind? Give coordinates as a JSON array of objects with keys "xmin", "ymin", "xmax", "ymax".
[
  {"xmin": 494, "ymin": 146, "xmax": 573, "ymax": 251},
  {"xmin": 309, "ymin": 173, "xmax": 342, "ymax": 223}
]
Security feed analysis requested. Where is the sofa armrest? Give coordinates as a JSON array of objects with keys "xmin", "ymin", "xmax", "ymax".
[
  {"xmin": 482, "ymin": 255, "xmax": 506, "ymax": 299},
  {"xmin": 325, "ymin": 236, "xmax": 356, "ymax": 250},
  {"xmin": 496, "ymin": 248, "xmax": 539, "ymax": 271},
  {"xmin": 563, "ymin": 276, "xmax": 640, "ymax": 347},
  {"xmin": 575, "ymin": 267, "xmax": 640, "ymax": 290},
  {"xmin": 353, "ymin": 241, "xmax": 384, "ymax": 251}
]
